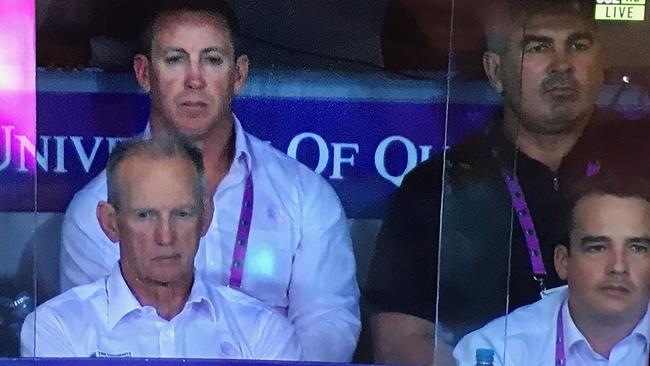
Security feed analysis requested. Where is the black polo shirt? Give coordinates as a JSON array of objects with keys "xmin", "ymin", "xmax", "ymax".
[{"xmin": 364, "ymin": 109, "xmax": 633, "ymax": 342}]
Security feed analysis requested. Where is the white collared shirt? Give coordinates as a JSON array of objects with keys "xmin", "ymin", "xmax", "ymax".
[
  {"xmin": 453, "ymin": 287, "xmax": 650, "ymax": 366},
  {"xmin": 21, "ymin": 265, "xmax": 302, "ymax": 359},
  {"xmin": 59, "ymin": 115, "xmax": 360, "ymax": 361}
]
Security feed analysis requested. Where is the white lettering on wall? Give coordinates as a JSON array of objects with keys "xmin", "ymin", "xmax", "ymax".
[
  {"xmin": 330, "ymin": 143, "xmax": 359, "ymax": 180},
  {"xmin": 0, "ymin": 125, "xmax": 14, "ymax": 171},
  {"xmin": 287, "ymin": 132, "xmax": 329, "ymax": 174},
  {"xmin": 70, "ymin": 136, "xmax": 103, "ymax": 173}
]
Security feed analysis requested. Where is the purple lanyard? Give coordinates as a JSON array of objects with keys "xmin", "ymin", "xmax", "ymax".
[
  {"xmin": 228, "ymin": 172, "xmax": 254, "ymax": 288},
  {"xmin": 493, "ymin": 148, "xmax": 548, "ymax": 292},
  {"xmin": 555, "ymin": 305, "xmax": 566, "ymax": 365}
]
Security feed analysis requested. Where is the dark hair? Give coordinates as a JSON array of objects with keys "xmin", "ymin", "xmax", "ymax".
[
  {"xmin": 106, "ymin": 137, "xmax": 206, "ymax": 212},
  {"xmin": 559, "ymin": 172, "xmax": 650, "ymax": 250},
  {"xmin": 484, "ymin": 0, "xmax": 596, "ymax": 53},
  {"xmin": 137, "ymin": 0, "xmax": 242, "ymax": 58}
]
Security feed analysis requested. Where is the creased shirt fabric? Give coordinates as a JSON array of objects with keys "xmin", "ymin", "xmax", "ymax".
[
  {"xmin": 59, "ymin": 115, "xmax": 360, "ymax": 361},
  {"xmin": 21, "ymin": 265, "xmax": 302, "ymax": 359},
  {"xmin": 453, "ymin": 287, "xmax": 650, "ymax": 366}
]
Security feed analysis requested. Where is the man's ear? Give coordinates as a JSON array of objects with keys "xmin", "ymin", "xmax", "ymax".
[
  {"xmin": 200, "ymin": 198, "xmax": 214, "ymax": 237},
  {"xmin": 483, "ymin": 51, "xmax": 504, "ymax": 94},
  {"xmin": 133, "ymin": 54, "xmax": 152, "ymax": 93},
  {"xmin": 554, "ymin": 244, "xmax": 570, "ymax": 281},
  {"xmin": 97, "ymin": 201, "xmax": 120, "ymax": 243},
  {"xmin": 233, "ymin": 54, "xmax": 249, "ymax": 94}
]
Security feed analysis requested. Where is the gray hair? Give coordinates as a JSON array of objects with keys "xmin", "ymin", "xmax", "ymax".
[{"xmin": 106, "ymin": 136, "xmax": 206, "ymax": 212}]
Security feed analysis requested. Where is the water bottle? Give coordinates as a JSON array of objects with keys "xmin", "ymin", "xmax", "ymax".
[{"xmin": 475, "ymin": 348, "xmax": 494, "ymax": 366}]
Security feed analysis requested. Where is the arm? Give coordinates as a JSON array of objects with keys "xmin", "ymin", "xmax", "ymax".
[
  {"xmin": 287, "ymin": 175, "xmax": 360, "ymax": 362},
  {"xmin": 364, "ymin": 158, "xmax": 443, "ymax": 365},
  {"xmin": 254, "ymin": 309, "xmax": 303, "ymax": 361},
  {"xmin": 60, "ymin": 173, "xmax": 119, "ymax": 290},
  {"xmin": 372, "ymin": 312, "xmax": 432, "ymax": 365}
]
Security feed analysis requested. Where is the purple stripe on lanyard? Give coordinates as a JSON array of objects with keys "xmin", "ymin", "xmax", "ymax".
[
  {"xmin": 228, "ymin": 172, "xmax": 254, "ymax": 288},
  {"xmin": 556, "ymin": 304, "xmax": 566, "ymax": 365},
  {"xmin": 493, "ymin": 148, "xmax": 548, "ymax": 292}
]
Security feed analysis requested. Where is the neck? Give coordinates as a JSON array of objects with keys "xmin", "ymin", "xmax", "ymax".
[
  {"xmin": 568, "ymin": 298, "xmax": 645, "ymax": 359},
  {"xmin": 502, "ymin": 109, "xmax": 589, "ymax": 172},
  {"xmin": 150, "ymin": 112, "xmax": 235, "ymax": 196},
  {"xmin": 196, "ymin": 122, "xmax": 235, "ymax": 196},
  {"xmin": 121, "ymin": 264, "xmax": 193, "ymax": 321}
]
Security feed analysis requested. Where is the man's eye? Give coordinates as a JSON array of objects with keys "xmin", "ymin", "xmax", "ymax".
[
  {"xmin": 136, "ymin": 211, "xmax": 156, "ymax": 219},
  {"xmin": 584, "ymin": 244, "xmax": 606, "ymax": 253},
  {"xmin": 571, "ymin": 41, "xmax": 591, "ymax": 52},
  {"xmin": 165, "ymin": 55, "xmax": 184, "ymax": 65},
  {"xmin": 173, "ymin": 209, "xmax": 195, "ymax": 219},
  {"xmin": 630, "ymin": 244, "xmax": 649, "ymax": 253},
  {"xmin": 204, "ymin": 56, "xmax": 223, "ymax": 65}
]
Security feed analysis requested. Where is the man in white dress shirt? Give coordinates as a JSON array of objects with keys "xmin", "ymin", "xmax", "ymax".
[
  {"xmin": 453, "ymin": 174, "xmax": 650, "ymax": 366},
  {"xmin": 58, "ymin": 0, "xmax": 360, "ymax": 361},
  {"xmin": 22, "ymin": 137, "xmax": 302, "ymax": 359}
]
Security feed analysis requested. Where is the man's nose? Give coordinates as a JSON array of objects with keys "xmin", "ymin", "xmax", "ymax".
[
  {"xmin": 549, "ymin": 48, "xmax": 574, "ymax": 74},
  {"xmin": 607, "ymin": 248, "xmax": 629, "ymax": 275},
  {"xmin": 186, "ymin": 62, "xmax": 206, "ymax": 90},
  {"xmin": 155, "ymin": 218, "xmax": 174, "ymax": 246}
]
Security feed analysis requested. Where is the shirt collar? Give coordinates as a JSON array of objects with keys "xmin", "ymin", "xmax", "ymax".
[
  {"xmin": 141, "ymin": 113, "xmax": 252, "ymax": 171},
  {"xmin": 106, "ymin": 264, "xmax": 218, "ymax": 330},
  {"xmin": 563, "ymin": 296, "xmax": 650, "ymax": 354},
  {"xmin": 232, "ymin": 114, "xmax": 253, "ymax": 171}
]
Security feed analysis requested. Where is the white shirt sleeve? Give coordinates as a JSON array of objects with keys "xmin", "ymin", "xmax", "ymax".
[
  {"xmin": 287, "ymin": 174, "xmax": 361, "ymax": 362},
  {"xmin": 252, "ymin": 309, "xmax": 303, "ymax": 360},
  {"xmin": 59, "ymin": 174, "xmax": 120, "ymax": 291}
]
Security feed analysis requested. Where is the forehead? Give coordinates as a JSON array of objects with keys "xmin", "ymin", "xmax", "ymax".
[
  {"xmin": 117, "ymin": 155, "xmax": 197, "ymax": 207},
  {"xmin": 572, "ymin": 194, "xmax": 650, "ymax": 237},
  {"xmin": 153, "ymin": 11, "xmax": 233, "ymax": 51},
  {"xmin": 507, "ymin": 13, "xmax": 597, "ymax": 42}
]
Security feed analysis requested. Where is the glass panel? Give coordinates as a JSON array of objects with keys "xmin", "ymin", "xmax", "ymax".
[
  {"xmin": 443, "ymin": 1, "xmax": 650, "ymax": 365},
  {"xmin": 434, "ymin": 1, "xmax": 508, "ymax": 365},
  {"xmin": 0, "ymin": 0, "xmax": 38, "ymax": 358}
]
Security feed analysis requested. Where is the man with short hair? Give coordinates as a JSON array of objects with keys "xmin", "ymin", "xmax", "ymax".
[
  {"xmin": 59, "ymin": 1, "xmax": 360, "ymax": 361},
  {"xmin": 453, "ymin": 174, "xmax": 650, "ymax": 366},
  {"xmin": 22, "ymin": 138, "xmax": 302, "ymax": 359},
  {"xmin": 366, "ymin": 1, "xmax": 627, "ymax": 364}
]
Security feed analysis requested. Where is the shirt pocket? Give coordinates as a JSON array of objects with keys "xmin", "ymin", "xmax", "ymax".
[{"xmin": 241, "ymin": 228, "xmax": 295, "ymax": 310}]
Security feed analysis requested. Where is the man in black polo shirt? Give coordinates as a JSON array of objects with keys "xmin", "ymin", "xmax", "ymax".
[{"xmin": 365, "ymin": 1, "xmax": 628, "ymax": 364}]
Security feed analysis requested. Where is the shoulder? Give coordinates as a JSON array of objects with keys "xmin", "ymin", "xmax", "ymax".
[
  {"xmin": 400, "ymin": 156, "xmax": 442, "ymax": 196},
  {"xmin": 246, "ymin": 132, "xmax": 329, "ymax": 185},
  {"xmin": 455, "ymin": 290, "xmax": 564, "ymax": 365},
  {"xmin": 245, "ymin": 132, "xmax": 341, "ymax": 208},
  {"xmin": 473, "ymin": 291, "xmax": 561, "ymax": 339},
  {"xmin": 399, "ymin": 132, "xmax": 495, "ymax": 197},
  {"xmin": 64, "ymin": 170, "xmax": 107, "ymax": 222},
  {"xmin": 27, "ymin": 279, "xmax": 105, "ymax": 325}
]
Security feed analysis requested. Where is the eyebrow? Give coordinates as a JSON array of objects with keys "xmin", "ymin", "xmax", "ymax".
[
  {"xmin": 520, "ymin": 31, "xmax": 595, "ymax": 47},
  {"xmin": 160, "ymin": 47, "xmax": 228, "ymax": 54},
  {"xmin": 627, "ymin": 237, "xmax": 650, "ymax": 245},
  {"xmin": 520, "ymin": 35, "xmax": 553, "ymax": 47},
  {"xmin": 579, "ymin": 235, "xmax": 609, "ymax": 246}
]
